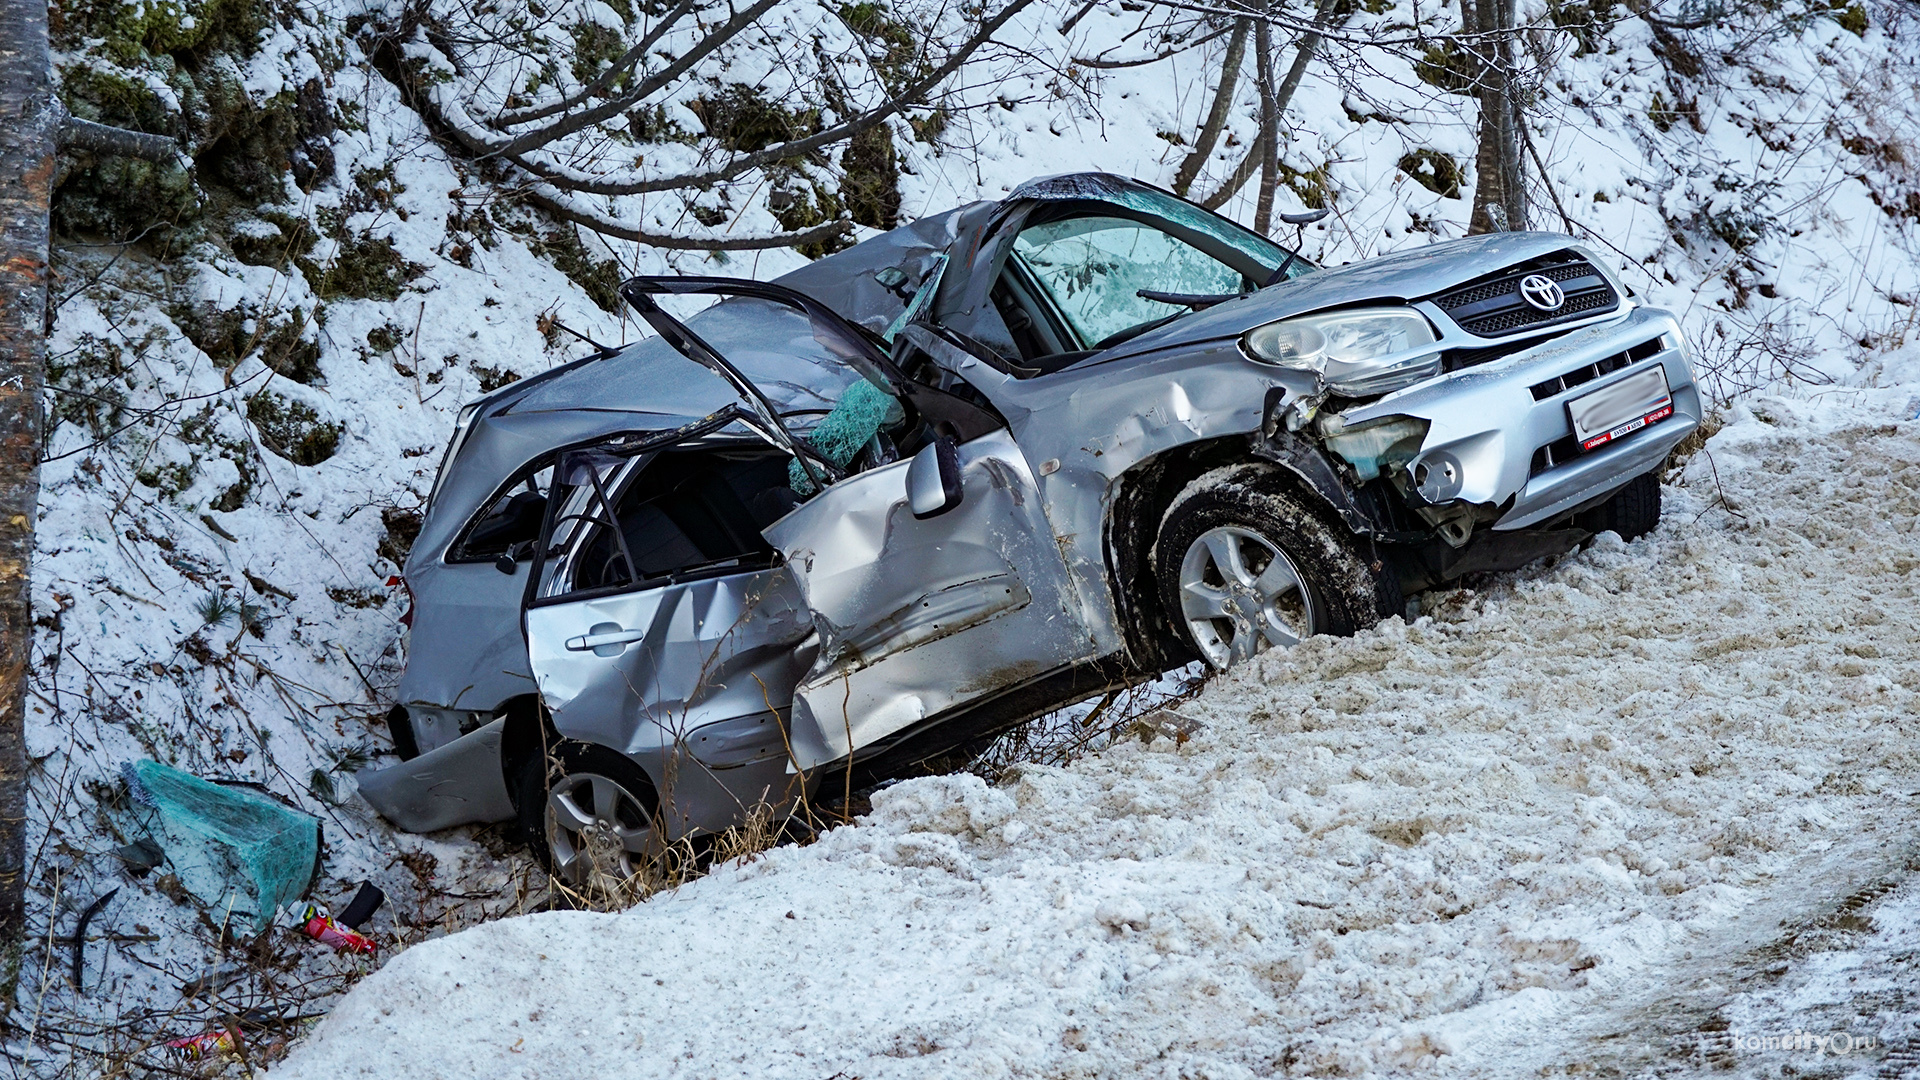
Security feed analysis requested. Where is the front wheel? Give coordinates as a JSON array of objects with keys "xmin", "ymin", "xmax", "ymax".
[{"xmin": 1155, "ymin": 464, "xmax": 1398, "ymax": 670}]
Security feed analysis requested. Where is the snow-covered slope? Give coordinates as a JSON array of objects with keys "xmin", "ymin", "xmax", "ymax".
[
  {"xmin": 19, "ymin": 0, "xmax": 1920, "ymax": 1070},
  {"xmin": 269, "ymin": 381, "xmax": 1920, "ymax": 1079}
]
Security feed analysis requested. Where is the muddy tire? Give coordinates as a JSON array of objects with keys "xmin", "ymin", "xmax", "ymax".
[
  {"xmin": 512, "ymin": 739, "xmax": 661, "ymax": 886},
  {"xmin": 1594, "ymin": 470, "xmax": 1661, "ymax": 541},
  {"xmin": 1154, "ymin": 463, "xmax": 1399, "ymax": 669}
]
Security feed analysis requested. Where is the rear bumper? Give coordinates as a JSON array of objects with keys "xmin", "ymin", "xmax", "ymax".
[
  {"xmin": 357, "ymin": 719, "xmax": 516, "ymax": 833},
  {"xmin": 1343, "ymin": 305, "xmax": 1700, "ymax": 530}
]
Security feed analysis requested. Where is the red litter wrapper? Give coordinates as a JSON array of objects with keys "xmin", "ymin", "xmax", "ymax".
[
  {"xmin": 166, "ymin": 1029, "xmax": 237, "ymax": 1059},
  {"xmin": 301, "ymin": 906, "xmax": 377, "ymax": 954}
]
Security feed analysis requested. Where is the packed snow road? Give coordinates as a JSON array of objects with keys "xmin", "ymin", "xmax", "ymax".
[{"xmin": 272, "ymin": 388, "xmax": 1920, "ymax": 1080}]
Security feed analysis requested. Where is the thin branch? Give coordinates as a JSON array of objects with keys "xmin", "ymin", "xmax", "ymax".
[
  {"xmin": 1073, "ymin": 22, "xmax": 1232, "ymax": 67},
  {"xmin": 476, "ymin": 0, "xmax": 786, "ymax": 158},
  {"xmin": 493, "ymin": 0, "xmax": 1041, "ymax": 198},
  {"xmin": 1172, "ymin": 18, "xmax": 1249, "ymax": 196},
  {"xmin": 524, "ymin": 185, "xmax": 853, "ymax": 249},
  {"xmin": 489, "ymin": 0, "xmax": 697, "ymax": 129}
]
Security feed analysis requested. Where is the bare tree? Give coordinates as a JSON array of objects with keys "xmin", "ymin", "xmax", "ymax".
[
  {"xmin": 1197, "ymin": 0, "xmax": 1338, "ymax": 217},
  {"xmin": 373, "ymin": 0, "xmax": 1042, "ymax": 252},
  {"xmin": 1465, "ymin": 0, "xmax": 1528, "ymax": 233},
  {"xmin": 1170, "ymin": 17, "xmax": 1249, "ymax": 197},
  {"xmin": 0, "ymin": 0, "xmax": 175, "ymax": 944}
]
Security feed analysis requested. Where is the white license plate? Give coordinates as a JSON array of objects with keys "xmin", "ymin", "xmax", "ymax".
[{"xmin": 1568, "ymin": 365, "xmax": 1673, "ymax": 451}]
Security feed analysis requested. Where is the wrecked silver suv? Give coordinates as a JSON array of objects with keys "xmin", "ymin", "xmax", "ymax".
[{"xmin": 359, "ymin": 174, "xmax": 1699, "ymax": 879}]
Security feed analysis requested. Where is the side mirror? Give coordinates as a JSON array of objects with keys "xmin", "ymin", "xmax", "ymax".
[
  {"xmin": 493, "ymin": 539, "xmax": 535, "ymax": 575},
  {"xmin": 905, "ymin": 436, "xmax": 963, "ymax": 519}
]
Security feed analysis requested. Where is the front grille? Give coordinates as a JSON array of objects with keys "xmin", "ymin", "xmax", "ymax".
[
  {"xmin": 1529, "ymin": 435, "xmax": 1583, "ymax": 477},
  {"xmin": 1528, "ymin": 337, "xmax": 1666, "ymax": 401},
  {"xmin": 1525, "ymin": 336, "xmax": 1670, "ymax": 476},
  {"xmin": 1441, "ymin": 337, "xmax": 1536, "ymax": 372},
  {"xmin": 1432, "ymin": 252, "xmax": 1620, "ymax": 338}
]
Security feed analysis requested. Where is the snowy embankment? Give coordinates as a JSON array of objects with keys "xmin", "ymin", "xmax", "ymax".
[{"xmin": 271, "ymin": 384, "xmax": 1920, "ymax": 1079}]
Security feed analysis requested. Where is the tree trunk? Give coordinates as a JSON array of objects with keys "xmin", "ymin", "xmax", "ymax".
[
  {"xmin": 1171, "ymin": 18, "xmax": 1249, "ymax": 197},
  {"xmin": 0, "ymin": 0, "xmax": 55, "ymax": 944},
  {"xmin": 1198, "ymin": 0, "xmax": 1335, "ymax": 214},
  {"xmin": 1468, "ymin": 0, "xmax": 1527, "ymax": 233},
  {"xmin": 1252, "ymin": 20, "xmax": 1281, "ymax": 234}
]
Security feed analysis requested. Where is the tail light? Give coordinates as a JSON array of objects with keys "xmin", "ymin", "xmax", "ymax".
[{"xmin": 386, "ymin": 575, "xmax": 415, "ymax": 629}]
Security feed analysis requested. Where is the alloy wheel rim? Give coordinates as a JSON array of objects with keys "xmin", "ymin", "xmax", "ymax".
[
  {"xmin": 544, "ymin": 770, "xmax": 656, "ymax": 885},
  {"xmin": 1177, "ymin": 525, "xmax": 1315, "ymax": 669}
]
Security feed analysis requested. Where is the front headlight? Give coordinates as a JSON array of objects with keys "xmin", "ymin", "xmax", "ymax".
[{"xmin": 1243, "ymin": 308, "xmax": 1441, "ymax": 396}]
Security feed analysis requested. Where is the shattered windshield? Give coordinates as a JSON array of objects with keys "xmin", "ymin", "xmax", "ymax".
[
  {"xmin": 1010, "ymin": 174, "xmax": 1312, "ymax": 280},
  {"xmin": 1014, "ymin": 217, "xmax": 1246, "ymax": 346}
]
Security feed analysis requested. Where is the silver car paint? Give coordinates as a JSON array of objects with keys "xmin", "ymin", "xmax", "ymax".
[
  {"xmin": 1341, "ymin": 304, "xmax": 1699, "ymax": 530},
  {"xmin": 764, "ymin": 427, "xmax": 1095, "ymax": 770},
  {"xmin": 354, "ymin": 718, "xmax": 515, "ymax": 832},
  {"xmin": 361, "ymin": 173, "xmax": 1703, "ymax": 841},
  {"xmin": 391, "ymin": 216, "xmax": 979, "ymax": 738},
  {"xmin": 526, "ymin": 563, "xmax": 817, "ymax": 837}
]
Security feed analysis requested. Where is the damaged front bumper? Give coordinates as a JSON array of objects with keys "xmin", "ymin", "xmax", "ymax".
[
  {"xmin": 1337, "ymin": 305, "xmax": 1701, "ymax": 531},
  {"xmin": 356, "ymin": 719, "xmax": 515, "ymax": 833}
]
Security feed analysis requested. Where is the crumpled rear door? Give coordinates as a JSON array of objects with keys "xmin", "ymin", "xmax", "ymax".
[
  {"xmin": 763, "ymin": 428, "xmax": 1094, "ymax": 771},
  {"xmin": 521, "ymin": 437, "xmax": 816, "ymax": 834}
]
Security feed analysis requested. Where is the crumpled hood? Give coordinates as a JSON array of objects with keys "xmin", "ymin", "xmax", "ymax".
[{"xmin": 1101, "ymin": 230, "xmax": 1597, "ymax": 362}]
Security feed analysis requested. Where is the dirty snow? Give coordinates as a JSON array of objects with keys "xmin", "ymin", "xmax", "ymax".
[
  {"xmin": 269, "ymin": 383, "xmax": 1920, "ymax": 1079},
  {"xmin": 20, "ymin": 0, "xmax": 1920, "ymax": 1072}
]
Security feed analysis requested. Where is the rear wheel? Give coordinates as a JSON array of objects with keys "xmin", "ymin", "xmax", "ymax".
[
  {"xmin": 513, "ymin": 740, "xmax": 661, "ymax": 887},
  {"xmin": 1154, "ymin": 464, "xmax": 1398, "ymax": 670},
  {"xmin": 1592, "ymin": 470, "xmax": 1662, "ymax": 541}
]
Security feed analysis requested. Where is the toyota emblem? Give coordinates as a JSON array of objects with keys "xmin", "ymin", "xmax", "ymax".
[{"xmin": 1518, "ymin": 274, "xmax": 1566, "ymax": 311}]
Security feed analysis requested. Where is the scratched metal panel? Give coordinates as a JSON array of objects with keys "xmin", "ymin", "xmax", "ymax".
[{"xmin": 764, "ymin": 428, "xmax": 1095, "ymax": 770}]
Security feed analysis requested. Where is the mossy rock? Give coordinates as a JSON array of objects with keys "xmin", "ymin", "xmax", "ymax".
[
  {"xmin": 837, "ymin": 3, "xmax": 920, "ymax": 85},
  {"xmin": 524, "ymin": 228, "xmax": 623, "ymax": 314},
  {"xmin": 60, "ymin": 64, "xmax": 175, "ymax": 134},
  {"xmin": 1836, "ymin": 2, "xmax": 1867, "ymax": 34},
  {"xmin": 246, "ymin": 392, "xmax": 342, "ymax": 465},
  {"xmin": 568, "ymin": 21, "xmax": 630, "ymax": 87},
  {"xmin": 173, "ymin": 302, "xmax": 322, "ymax": 383},
  {"xmin": 230, "ymin": 211, "xmax": 319, "ymax": 268},
  {"xmin": 298, "ymin": 235, "xmax": 426, "ymax": 301},
  {"xmin": 1413, "ymin": 42, "xmax": 1478, "ymax": 96},
  {"xmin": 687, "ymin": 85, "xmax": 821, "ymax": 155},
  {"xmin": 55, "ymin": 0, "xmax": 269, "ymax": 62},
  {"xmin": 840, "ymin": 123, "xmax": 900, "ymax": 231},
  {"xmin": 769, "ymin": 177, "xmax": 852, "ymax": 258},
  {"xmin": 137, "ymin": 461, "xmax": 196, "ymax": 496},
  {"xmin": 625, "ymin": 103, "xmax": 692, "ymax": 143},
  {"xmin": 1398, "ymin": 149, "xmax": 1462, "ymax": 199},
  {"xmin": 185, "ymin": 63, "xmax": 302, "ymax": 202}
]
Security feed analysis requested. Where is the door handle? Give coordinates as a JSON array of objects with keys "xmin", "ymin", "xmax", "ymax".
[{"xmin": 564, "ymin": 627, "xmax": 648, "ymax": 652}]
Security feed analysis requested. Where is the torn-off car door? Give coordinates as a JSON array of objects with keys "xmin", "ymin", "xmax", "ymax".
[
  {"xmin": 522, "ymin": 428, "xmax": 817, "ymax": 837},
  {"xmin": 762, "ymin": 429, "xmax": 1094, "ymax": 771}
]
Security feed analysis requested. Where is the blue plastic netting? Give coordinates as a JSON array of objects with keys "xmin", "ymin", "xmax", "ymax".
[{"xmin": 127, "ymin": 760, "xmax": 320, "ymax": 932}]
